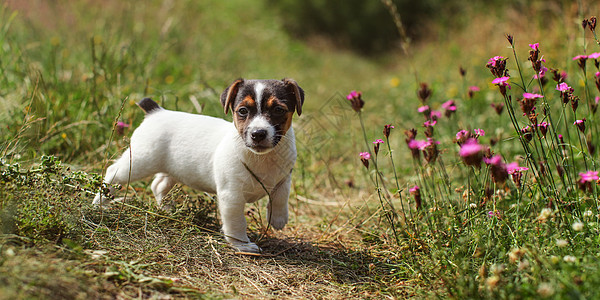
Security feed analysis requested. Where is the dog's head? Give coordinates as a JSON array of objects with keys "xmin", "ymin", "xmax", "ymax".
[{"xmin": 220, "ymin": 78, "xmax": 304, "ymax": 154}]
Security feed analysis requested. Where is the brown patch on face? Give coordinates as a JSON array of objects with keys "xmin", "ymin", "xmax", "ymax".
[
  {"xmin": 264, "ymin": 96, "xmax": 294, "ymax": 136},
  {"xmin": 232, "ymin": 95, "xmax": 257, "ymax": 135},
  {"xmin": 280, "ymin": 111, "xmax": 294, "ymax": 134}
]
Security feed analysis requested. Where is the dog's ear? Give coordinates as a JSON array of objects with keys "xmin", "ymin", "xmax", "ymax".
[
  {"xmin": 221, "ymin": 79, "xmax": 244, "ymax": 115},
  {"xmin": 282, "ymin": 78, "xmax": 304, "ymax": 116}
]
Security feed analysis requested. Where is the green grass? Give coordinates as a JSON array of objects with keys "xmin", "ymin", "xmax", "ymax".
[{"xmin": 2, "ymin": 0, "xmax": 600, "ymax": 298}]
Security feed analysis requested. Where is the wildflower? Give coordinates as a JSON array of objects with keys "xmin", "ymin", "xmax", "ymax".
[
  {"xmin": 492, "ymin": 76, "xmax": 511, "ymax": 97},
  {"xmin": 486, "ymin": 56, "xmax": 508, "ymax": 78},
  {"xmin": 589, "ymin": 53, "xmax": 600, "ymax": 60},
  {"xmin": 422, "ymin": 138, "xmax": 440, "ymax": 164},
  {"xmin": 573, "ymin": 55, "xmax": 588, "ymax": 70},
  {"xmin": 468, "ymin": 86, "xmax": 480, "ymax": 99},
  {"xmin": 488, "ymin": 211, "xmax": 498, "ymax": 218},
  {"xmin": 474, "ymin": 129, "xmax": 485, "ymax": 137},
  {"xmin": 455, "ymin": 129, "xmax": 471, "ymax": 145},
  {"xmin": 556, "ymin": 239, "xmax": 568, "ymax": 248},
  {"xmin": 537, "ymin": 282, "xmax": 555, "ymax": 297},
  {"xmin": 116, "ymin": 121, "xmax": 130, "ymax": 135},
  {"xmin": 578, "ymin": 170, "xmax": 598, "ymax": 192},
  {"xmin": 346, "ymin": 91, "xmax": 365, "ymax": 112},
  {"xmin": 551, "ymin": 69, "xmax": 567, "ymax": 83},
  {"xmin": 537, "ymin": 208, "xmax": 553, "ymax": 222},
  {"xmin": 417, "ymin": 105, "xmax": 430, "ymax": 113},
  {"xmin": 589, "ymin": 16, "xmax": 597, "ymax": 32},
  {"xmin": 507, "ymin": 161, "xmax": 529, "ymax": 186},
  {"xmin": 485, "ymin": 155, "xmax": 508, "ymax": 184},
  {"xmin": 579, "ymin": 170, "xmax": 598, "ymax": 183},
  {"xmin": 430, "ymin": 110, "xmax": 442, "ymax": 120},
  {"xmin": 405, "ymin": 129, "xmax": 420, "ymax": 159},
  {"xmin": 556, "ymin": 82, "xmax": 570, "ymax": 92},
  {"xmin": 410, "ymin": 185, "xmax": 422, "ymax": 210},
  {"xmin": 417, "ymin": 82, "xmax": 432, "ymax": 103},
  {"xmin": 459, "ymin": 66, "xmax": 466, "ymax": 77},
  {"xmin": 529, "ymin": 43, "xmax": 539, "ymax": 51},
  {"xmin": 372, "ymin": 139, "xmax": 384, "ymax": 155},
  {"xmin": 537, "ymin": 122, "xmax": 548, "ymax": 137},
  {"xmin": 574, "ymin": 119, "xmax": 586, "ymax": 133},
  {"xmin": 519, "ymin": 93, "xmax": 541, "ymax": 115},
  {"xmin": 441, "ymin": 100, "xmax": 457, "ymax": 118},
  {"xmin": 563, "ymin": 255, "xmax": 576, "ymax": 263},
  {"xmin": 505, "ymin": 34, "xmax": 513, "ymax": 45},
  {"xmin": 520, "ymin": 125, "xmax": 533, "ymax": 142},
  {"xmin": 485, "ymin": 276, "xmax": 500, "ymax": 291},
  {"xmin": 359, "ymin": 152, "xmax": 370, "ymax": 168},
  {"xmin": 534, "ymin": 66, "xmax": 548, "ymax": 79},
  {"xmin": 572, "ymin": 221, "xmax": 584, "ymax": 231},
  {"xmin": 583, "ymin": 210, "xmax": 593, "ymax": 217},
  {"xmin": 383, "ymin": 124, "xmax": 394, "ymax": 139},
  {"xmin": 459, "ymin": 139, "xmax": 484, "ymax": 167},
  {"xmin": 490, "ymin": 102, "xmax": 504, "ymax": 115},
  {"xmin": 423, "ymin": 120, "xmax": 437, "ymax": 127}
]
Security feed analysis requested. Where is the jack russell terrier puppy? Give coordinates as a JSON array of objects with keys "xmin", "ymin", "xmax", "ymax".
[{"xmin": 93, "ymin": 78, "xmax": 304, "ymax": 253}]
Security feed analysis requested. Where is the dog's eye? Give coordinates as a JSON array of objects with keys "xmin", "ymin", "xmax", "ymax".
[
  {"xmin": 273, "ymin": 106, "xmax": 287, "ymax": 116},
  {"xmin": 237, "ymin": 107, "xmax": 249, "ymax": 117}
]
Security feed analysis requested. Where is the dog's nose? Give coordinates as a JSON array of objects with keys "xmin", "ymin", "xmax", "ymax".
[{"xmin": 250, "ymin": 129, "xmax": 267, "ymax": 142}]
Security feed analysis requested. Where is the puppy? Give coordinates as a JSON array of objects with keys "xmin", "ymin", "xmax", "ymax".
[{"xmin": 93, "ymin": 78, "xmax": 304, "ymax": 253}]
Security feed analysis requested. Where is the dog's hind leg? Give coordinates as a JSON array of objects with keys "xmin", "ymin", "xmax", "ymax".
[
  {"xmin": 151, "ymin": 173, "xmax": 177, "ymax": 209},
  {"xmin": 92, "ymin": 147, "xmax": 158, "ymax": 206}
]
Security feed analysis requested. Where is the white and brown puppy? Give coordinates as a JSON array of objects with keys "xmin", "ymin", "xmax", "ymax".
[{"xmin": 93, "ymin": 78, "xmax": 304, "ymax": 253}]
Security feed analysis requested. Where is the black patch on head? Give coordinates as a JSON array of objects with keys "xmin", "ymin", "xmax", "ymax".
[{"xmin": 137, "ymin": 98, "xmax": 162, "ymax": 114}]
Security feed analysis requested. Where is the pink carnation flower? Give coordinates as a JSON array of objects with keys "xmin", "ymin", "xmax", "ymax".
[
  {"xmin": 418, "ymin": 105, "xmax": 430, "ymax": 113},
  {"xmin": 589, "ymin": 52, "xmax": 600, "ymax": 60},
  {"xmin": 373, "ymin": 139, "xmax": 384, "ymax": 145},
  {"xmin": 492, "ymin": 76, "xmax": 511, "ymax": 87},
  {"xmin": 359, "ymin": 152, "xmax": 371, "ymax": 160},
  {"xmin": 556, "ymin": 82, "xmax": 570, "ymax": 92},
  {"xmin": 523, "ymin": 92, "xmax": 543, "ymax": 100},
  {"xmin": 529, "ymin": 43, "xmax": 540, "ymax": 51},
  {"xmin": 579, "ymin": 171, "xmax": 599, "ymax": 183}
]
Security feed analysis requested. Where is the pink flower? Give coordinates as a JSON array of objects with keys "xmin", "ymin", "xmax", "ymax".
[
  {"xmin": 418, "ymin": 105, "xmax": 430, "ymax": 113},
  {"xmin": 579, "ymin": 171, "xmax": 599, "ymax": 183},
  {"xmin": 442, "ymin": 100, "xmax": 456, "ymax": 111},
  {"xmin": 485, "ymin": 155, "xmax": 509, "ymax": 184},
  {"xmin": 573, "ymin": 55, "xmax": 588, "ymax": 60},
  {"xmin": 359, "ymin": 152, "xmax": 371, "ymax": 160},
  {"xmin": 589, "ymin": 52, "xmax": 600, "ymax": 60},
  {"xmin": 430, "ymin": 110, "xmax": 442, "ymax": 120},
  {"xmin": 574, "ymin": 119, "xmax": 586, "ymax": 132},
  {"xmin": 408, "ymin": 139, "xmax": 427, "ymax": 150},
  {"xmin": 346, "ymin": 91, "xmax": 359, "ymax": 100},
  {"xmin": 595, "ymin": 72, "xmax": 600, "ymax": 78},
  {"xmin": 529, "ymin": 43, "xmax": 540, "ymax": 51},
  {"xmin": 556, "ymin": 82, "xmax": 570, "ymax": 92},
  {"xmin": 538, "ymin": 122, "xmax": 549, "ymax": 136},
  {"xmin": 492, "ymin": 76, "xmax": 510, "ymax": 86},
  {"xmin": 523, "ymin": 92, "xmax": 543, "ymax": 100},
  {"xmin": 506, "ymin": 162, "xmax": 529, "ymax": 174},
  {"xmin": 459, "ymin": 139, "xmax": 484, "ymax": 166},
  {"xmin": 373, "ymin": 139, "xmax": 384, "ymax": 145},
  {"xmin": 409, "ymin": 185, "xmax": 420, "ymax": 193},
  {"xmin": 455, "ymin": 129, "xmax": 471, "ymax": 145},
  {"xmin": 487, "ymin": 56, "xmax": 505, "ymax": 67},
  {"xmin": 534, "ymin": 66, "xmax": 548, "ymax": 79},
  {"xmin": 116, "ymin": 121, "xmax": 130, "ymax": 135},
  {"xmin": 474, "ymin": 129, "xmax": 485, "ymax": 137},
  {"xmin": 469, "ymin": 86, "xmax": 480, "ymax": 92},
  {"xmin": 424, "ymin": 120, "xmax": 437, "ymax": 127}
]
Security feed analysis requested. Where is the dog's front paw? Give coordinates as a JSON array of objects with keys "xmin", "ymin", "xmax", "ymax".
[
  {"xmin": 268, "ymin": 212, "xmax": 288, "ymax": 230},
  {"xmin": 231, "ymin": 241, "xmax": 262, "ymax": 254}
]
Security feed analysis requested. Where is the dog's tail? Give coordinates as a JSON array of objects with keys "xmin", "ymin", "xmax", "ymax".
[{"xmin": 137, "ymin": 98, "xmax": 162, "ymax": 114}]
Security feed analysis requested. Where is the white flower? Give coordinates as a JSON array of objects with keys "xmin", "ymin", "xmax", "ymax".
[
  {"xmin": 583, "ymin": 210, "xmax": 593, "ymax": 217},
  {"xmin": 537, "ymin": 282, "xmax": 555, "ymax": 297},
  {"xmin": 556, "ymin": 239, "xmax": 568, "ymax": 248},
  {"xmin": 572, "ymin": 222, "xmax": 584, "ymax": 231},
  {"xmin": 563, "ymin": 255, "xmax": 576, "ymax": 263},
  {"xmin": 469, "ymin": 203, "xmax": 477, "ymax": 208},
  {"xmin": 537, "ymin": 208, "xmax": 553, "ymax": 221}
]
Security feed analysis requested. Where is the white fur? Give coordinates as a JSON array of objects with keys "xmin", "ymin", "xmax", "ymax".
[
  {"xmin": 93, "ymin": 108, "xmax": 296, "ymax": 254},
  {"xmin": 254, "ymin": 82, "xmax": 265, "ymax": 113}
]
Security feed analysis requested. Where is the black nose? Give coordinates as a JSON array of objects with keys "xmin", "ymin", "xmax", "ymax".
[{"xmin": 250, "ymin": 129, "xmax": 267, "ymax": 142}]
